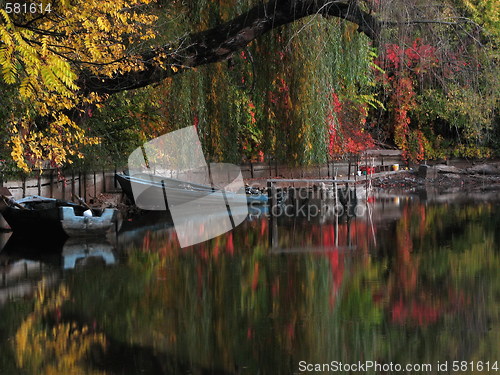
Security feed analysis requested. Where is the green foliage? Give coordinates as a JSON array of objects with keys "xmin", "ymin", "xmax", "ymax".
[
  {"xmin": 454, "ymin": 0, "xmax": 500, "ymax": 41},
  {"xmin": 415, "ymin": 85, "xmax": 497, "ymax": 158},
  {"xmin": 75, "ymin": 86, "xmax": 168, "ymax": 169}
]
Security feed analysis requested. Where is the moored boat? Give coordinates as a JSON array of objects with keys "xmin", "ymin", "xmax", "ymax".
[
  {"xmin": 0, "ymin": 195, "xmax": 118, "ymax": 237},
  {"xmin": 1, "ymin": 196, "xmax": 86, "ymax": 235},
  {"xmin": 60, "ymin": 207, "xmax": 118, "ymax": 237},
  {"xmin": 115, "ymin": 173, "xmax": 268, "ymax": 209}
]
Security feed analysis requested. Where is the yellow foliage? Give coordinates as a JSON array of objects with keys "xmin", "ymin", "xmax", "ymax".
[
  {"xmin": 0, "ymin": 0, "xmax": 158, "ymax": 171},
  {"xmin": 14, "ymin": 281, "xmax": 107, "ymax": 375}
]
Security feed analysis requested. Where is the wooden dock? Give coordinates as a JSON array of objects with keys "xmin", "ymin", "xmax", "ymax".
[{"xmin": 266, "ymin": 178, "xmax": 356, "ymax": 209}]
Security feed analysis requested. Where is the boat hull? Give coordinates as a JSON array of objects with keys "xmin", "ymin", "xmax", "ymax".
[
  {"xmin": 60, "ymin": 207, "xmax": 118, "ymax": 237},
  {"xmin": 1, "ymin": 206, "xmax": 66, "ymax": 236},
  {"xmin": 116, "ymin": 173, "xmax": 267, "ymax": 210}
]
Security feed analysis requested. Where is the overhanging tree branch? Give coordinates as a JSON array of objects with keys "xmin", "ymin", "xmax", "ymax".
[{"xmin": 78, "ymin": 0, "xmax": 380, "ymax": 95}]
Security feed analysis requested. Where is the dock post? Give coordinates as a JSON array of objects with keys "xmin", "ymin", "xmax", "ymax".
[
  {"xmin": 102, "ymin": 170, "xmax": 106, "ymax": 193},
  {"xmin": 267, "ymin": 180, "xmax": 279, "ymax": 249},
  {"xmin": 62, "ymin": 175, "xmax": 66, "ymax": 200},
  {"xmin": 348, "ymin": 158, "xmax": 351, "ymax": 180},
  {"xmin": 71, "ymin": 171, "xmax": 75, "ymax": 202},
  {"xmin": 267, "ymin": 181, "xmax": 274, "ymax": 210},
  {"xmin": 83, "ymin": 172, "xmax": 87, "ymax": 201},
  {"xmin": 78, "ymin": 171, "xmax": 82, "ymax": 198},
  {"xmin": 93, "ymin": 171, "xmax": 97, "ymax": 200},
  {"xmin": 268, "ymin": 209, "xmax": 279, "ymax": 248},
  {"xmin": 49, "ymin": 169, "xmax": 54, "ymax": 198},
  {"xmin": 271, "ymin": 213, "xmax": 278, "ymax": 248},
  {"xmin": 365, "ymin": 152, "xmax": 368, "ymax": 201}
]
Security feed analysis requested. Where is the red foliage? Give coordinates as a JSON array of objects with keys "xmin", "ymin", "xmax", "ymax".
[
  {"xmin": 378, "ymin": 39, "xmax": 438, "ymax": 72},
  {"xmin": 375, "ymin": 39, "xmax": 439, "ymax": 161},
  {"xmin": 327, "ymin": 91, "xmax": 374, "ymax": 156},
  {"xmin": 193, "ymin": 114, "xmax": 199, "ymax": 130}
]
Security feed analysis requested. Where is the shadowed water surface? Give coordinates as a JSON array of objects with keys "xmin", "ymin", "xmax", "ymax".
[{"xmin": 0, "ymin": 194, "xmax": 499, "ymax": 374}]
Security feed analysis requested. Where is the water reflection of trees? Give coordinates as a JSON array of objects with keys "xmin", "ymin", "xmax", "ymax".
[
  {"xmin": 14, "ymin": 282, "xmax": 107, "ymax": 375},
  {"xmin": 2, "ymin": 201, "xmax": 499, "ymax": 374}
]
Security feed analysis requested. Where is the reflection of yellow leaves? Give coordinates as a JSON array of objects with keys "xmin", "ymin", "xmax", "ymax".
[{"xmin": 14, "ymin": 281, "xmax": 107, "ymax": 375}]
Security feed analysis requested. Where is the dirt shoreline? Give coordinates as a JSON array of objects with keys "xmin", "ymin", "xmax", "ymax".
[
  {"xmin": 369, "ymin": 163, "xmax": 500, "ymax": 194},
  {"xmin": 92, "ymin": 162, "xmax": 500, "ymax": 211}
]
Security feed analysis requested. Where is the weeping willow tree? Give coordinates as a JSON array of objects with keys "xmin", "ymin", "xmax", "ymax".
[{"xmin": 83, "ymin": 0, "xmax": 380, "ymax": 167}]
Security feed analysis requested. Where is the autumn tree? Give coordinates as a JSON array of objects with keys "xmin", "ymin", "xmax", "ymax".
[{"xmin": 0, "ymin": 0, "xmax": 497, "ymax": 170}]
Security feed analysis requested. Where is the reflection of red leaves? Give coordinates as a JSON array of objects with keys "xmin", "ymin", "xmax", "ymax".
[
  {"xmin": 271, "ymin": 279, "xmax": 279, "ymax": 297},
  {"xmin": 327, "ymin": 250, "xmax": 344, "ymax": 309},
  {"xmin": 391, "ymin": 298, "xmax": 441, "ymax": 326},
  {"xmin": 213, "ymin": 240, "xmax": 220, "ymax": 258},
  {"xmin": 196, "ymin": 265, "xmax": 203, "ymax": 298},
  {"xmin": 200, "ymin": 247, "xmax": 208, "ymax": 260},
  {"xmin": 260, "ymin": 219, "xmax": 267, "ymax": 236},
  {"xmin": 372, "ymin": 291, "xmax": 384, "ymax": 304},
  {"xmin": 226, "ymin": 233, "xmax": 234, "ymax": 256},
  {"xmin": 142, "ymin": 232, "xmax": 150, "ymax": 251},
  {"xmin": 412, "ymin": 303, "xmax": 440, "ymax": 325},
  {"xmin": 252, "ymin": 262, "xmax": 259, "ymax": 290},
  {"xmin": 448, "ymin": 289, "xmax": 470, "ymax": 310},
  {"xmin": 391, "ymin": 299, "xmax": 406, "ymax": 324},
  {"xmin": 321, "ymin": 225, "xmax": 335, "ymax": 246},
  {"xmin": 286, "ymin": 322, "xmax": 295, "ymax": 340},
  {"xmin": 329, "ymin": 293, "xmax": 336, "ymax": 309},
  {"xmin": 54, "ymin": 307, "xmax": 62, "ymax": 323}
]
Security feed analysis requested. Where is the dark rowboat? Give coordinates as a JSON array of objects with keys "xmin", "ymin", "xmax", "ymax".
[
  {"xmin": 1, "ymin": 196, "xmax": 86, "ymax": 235},
  {"xmin": 1, "ymin": 196, "xmax": 118, "ymax": 237}
]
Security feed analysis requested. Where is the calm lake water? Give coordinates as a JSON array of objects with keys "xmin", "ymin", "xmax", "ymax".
[{"xmin": 1, "ymin": 192, "xmax": 499, "ymax": 374}]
